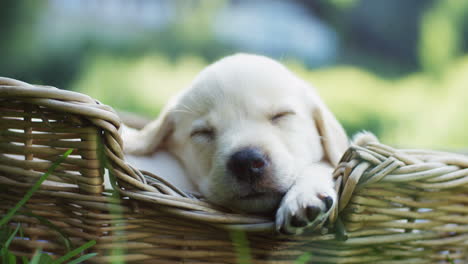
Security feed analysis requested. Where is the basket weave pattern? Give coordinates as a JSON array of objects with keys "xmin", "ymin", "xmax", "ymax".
[{"xmin": 1, "ymin": 77, "xmax": 467, "ymax": 263}]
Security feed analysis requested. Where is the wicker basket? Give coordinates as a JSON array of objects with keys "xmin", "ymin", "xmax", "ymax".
[{"xmin": 1, "ymin": 77, "xmax": 467, "ymax": 264}]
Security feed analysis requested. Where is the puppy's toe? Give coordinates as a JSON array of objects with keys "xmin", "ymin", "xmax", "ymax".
[{"xmin": 276, "ymin": 188, "xmax": 336, "ymax": 235}]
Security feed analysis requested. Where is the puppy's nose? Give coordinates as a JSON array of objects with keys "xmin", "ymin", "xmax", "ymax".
[{"xmin": 227, "ymin": 147, "xmax": 269, "ymax": 181}]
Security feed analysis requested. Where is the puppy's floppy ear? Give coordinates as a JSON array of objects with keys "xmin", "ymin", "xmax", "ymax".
[
  {"xmin": 313, "ymin": 102, "xmax": 349, "ymax": 166},
  {"xmin": 122, "ymin": 106, "xmax": 174, "ymax": 155},
  {"xmin": 312, "ymin": 99, "xmax": 349, "ymax": 167}
]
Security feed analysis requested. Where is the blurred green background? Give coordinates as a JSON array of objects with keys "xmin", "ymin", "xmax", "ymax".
[{"xmin": 1, "ymin": 0, "xmax": 468, "ymax": 149}]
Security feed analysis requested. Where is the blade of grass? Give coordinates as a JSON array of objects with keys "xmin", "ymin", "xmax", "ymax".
[
  {"xmin": 65, "ymin": 253, "xmax": 98, "ymax": 264},
  {"xmin": 7, "ymin": 250, "xmax": 17, "ymax": 264},
  {"xmin": 97, "ymin": 137, "xmax": 125, "ymax": 264},
  {"xmin": 29, "ymin": 249, "xmax": 42, "ymax": 264},
  {"xmin": 1, "ymin": 220, "xmax": 21, "ymax": 264},
  {"xmin": 4, "ymin": 224, "xmax": 21, "ymax": 249},
  {"xmin": 1, "ymin": 247, "xmax": 13, "ymax": 264},
  {"xmin": 50, "ymin": 240, "xmax": 96, "ymax": 264},
  {"xmin": 38, "ymin": 253, "xmax": 53, "ymax": 264},
  {"xmin": 18, "ymin": 226, "xmax": 29, "ymax": 264},
  {"xmin": 229, "ymin": 230, "xmax": 252, "ymax": 264},
  {"xmin": 0, "ymin": 149, "xmax": 73, "ymax": 227},
  {"xmin": 294, "ymin": 252, "xmax": 312, "ymax": 264}
]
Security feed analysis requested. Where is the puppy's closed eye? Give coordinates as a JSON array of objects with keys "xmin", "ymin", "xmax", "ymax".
[
  {"xmin": 190, "ymin": 127, "xmax": 216, "ymax": 142},
  {"xmin": 270, "ymin": 110, "xmax": 295, "ymax": 124}
]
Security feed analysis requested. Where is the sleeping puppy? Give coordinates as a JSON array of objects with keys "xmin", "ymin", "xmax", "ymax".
[{"xmin": 123, "ymin": 54, "xmax": 349, "ymax": 235}]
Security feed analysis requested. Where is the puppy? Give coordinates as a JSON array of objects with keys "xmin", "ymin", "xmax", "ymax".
[{"xmin": 123, "ymin": 54, "xmax": 349, "ymax": 234}]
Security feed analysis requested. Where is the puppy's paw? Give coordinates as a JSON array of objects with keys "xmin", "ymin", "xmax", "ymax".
[{"xmin": 275, "ymin": 185, "xmax": 335, "ymax": 235}]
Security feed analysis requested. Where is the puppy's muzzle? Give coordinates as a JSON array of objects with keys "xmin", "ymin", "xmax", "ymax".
[{"xmin": 227, "ymin": 147, "xmax": 270, "ymax": 183}]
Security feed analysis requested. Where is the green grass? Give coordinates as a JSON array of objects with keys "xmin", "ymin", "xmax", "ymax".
[
  {"xmin": 96, "ymin": 135, "xmax": 126, "ymax": 264},
  {"xmin": 0, "ymin": 149, "xmax": 98, "ymax": 264},
  {"xmin": 294, "ymin": 253, "xmax": 312, "ymax": 264},
  {"xmin": 230, "ymin": 230, "xmax": 252, "ymax": 264}
]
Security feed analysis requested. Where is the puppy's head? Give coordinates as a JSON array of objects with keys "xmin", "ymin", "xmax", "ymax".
[{"xmin": 135, "ymin": 54, "xmax": 348, "ymax": 213}]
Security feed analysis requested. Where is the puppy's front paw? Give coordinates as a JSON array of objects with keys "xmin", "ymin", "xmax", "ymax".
[{"xmin": 275, "ymin": 185, "xmax": 335, "ymax": 235}]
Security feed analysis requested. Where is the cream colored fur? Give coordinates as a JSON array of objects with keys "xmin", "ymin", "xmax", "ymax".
[{"xmin": 122, "ymin": 54, "xmax": 349, "ymax": 234}]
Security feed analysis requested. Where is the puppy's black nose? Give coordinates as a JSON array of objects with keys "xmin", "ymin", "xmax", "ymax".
[{"xmin": 227, "ymin": 147, "xmax": 269, "ymax": 182}]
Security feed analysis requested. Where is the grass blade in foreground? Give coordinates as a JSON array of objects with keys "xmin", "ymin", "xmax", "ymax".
[
  {"xmin": 51, "ymin": 240, "xmax": 96, "ymax": 264},
  {"xmin": 65, "ymin": 253, "xmax": 98, "ymax": 264},
  {"xmin": 294, "ymin": 253, "xmax": 312, "ymax": 264},
  {"xmin": 0, "ymin": 149, "xmax": 73, "ymax": 227},
  {"xmin": 28, "ymin": 249, "xmax": 42, "ymax": 264},
  {"xmin": 230, "ymin": 230, "xmax": 252, "ymax": 264},
  {"xmin": 3, "ymin": 224, "xmax": 21, "ymax": 250}
]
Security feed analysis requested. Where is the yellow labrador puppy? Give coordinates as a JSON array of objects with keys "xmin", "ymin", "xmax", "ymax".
[{"xmin": 123, "ymin": 54, "xmax": 349, "ymax": 234}]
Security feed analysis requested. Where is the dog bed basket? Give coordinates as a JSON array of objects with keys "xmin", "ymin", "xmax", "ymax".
[{"xmin": 1, "ymin": 77, "xmax": 467, "ymax": 264}]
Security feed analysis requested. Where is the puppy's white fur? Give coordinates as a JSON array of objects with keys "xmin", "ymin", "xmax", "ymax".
[{"xmin": 123, "ymin": 54, "xmax": 349, "ymax": 234}]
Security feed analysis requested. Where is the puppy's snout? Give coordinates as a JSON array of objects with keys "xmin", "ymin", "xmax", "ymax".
[{"xmin": 227, "ymin": 147, "xmax": 269, "ymax": 182}]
